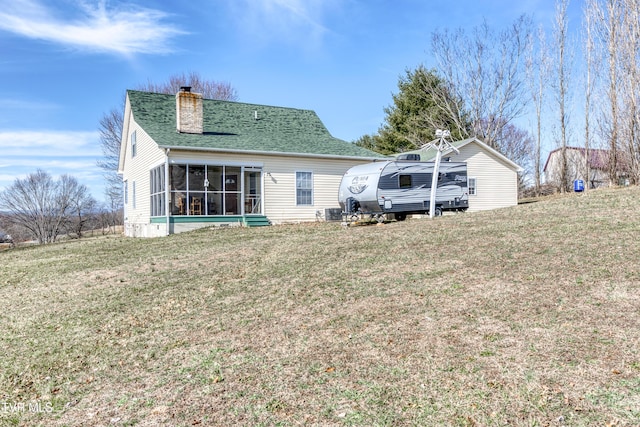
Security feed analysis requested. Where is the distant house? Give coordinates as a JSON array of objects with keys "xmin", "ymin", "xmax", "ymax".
[
  {"xmin": 395, "ymin": 137, "xmax": 522, "ymax": 212},
  {"xmin": 117, "ymin": 88, "xmax": 384, "ymax": 237},
  {"xmin": 543, "ymin": 146, "xmax": 628, "ymax": 189}
]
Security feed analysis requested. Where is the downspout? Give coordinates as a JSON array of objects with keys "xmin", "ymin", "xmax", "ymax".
[{"xmin": 165, "ymin": 148, "xmax": 170, "ymax": 236}]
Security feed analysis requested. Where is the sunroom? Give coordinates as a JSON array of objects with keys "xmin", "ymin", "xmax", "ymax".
[{"xmin": 149, "ymin": 162, "xmax": 266, "ymax": 227}]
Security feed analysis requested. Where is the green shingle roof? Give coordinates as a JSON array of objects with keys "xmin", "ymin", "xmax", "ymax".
[{"xmin": 127, "ymin": 90, "xmax": 384, "ymax": 159}]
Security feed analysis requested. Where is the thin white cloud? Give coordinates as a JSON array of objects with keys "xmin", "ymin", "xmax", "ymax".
[
  {"xmin": 0, "ymin": 130, "xmax": 101, "ymax": 156},
  {"xmin": 0, "ymin": 131, "xmax": 105, "ymax": 199},
  {"xmin": 0, "ymin": 0, "xmax": 185, "ymax": 55},
  {"xmin": 229, "ymin": 0, "xmax": 338, "ymax": 47},
  {"xmin": 0, "ymin": 173, "xmax": 26, "ymax": 183},
  {"xmin": 0, "ymin": 98, "xmax": 60, "ymax": 110},
  {"xmin": 0, "ymin": 158, "xmax": 97, "ymax": 170},
  {"xmin": 0, "ymin": 168, "xmax": 107, "ymax": 199}
]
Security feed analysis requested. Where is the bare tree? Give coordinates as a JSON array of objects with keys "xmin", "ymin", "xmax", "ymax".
[
  {"xmin": 97, "ymin": 106, "xmax": 124, "ymax": 218},
  {"xmin": 495, "ymin": 121, "xmax": 535, "ymax": 192},
  {"xmin": 552, "ymin": 0, "xmax": 572, "ymax": 193},
  {"xmin": 431, "ymin": 15, "xmax": 533, "ymax": 150},
  {"xmin": 605, "ymin": 0, "xmax": 621, "ymax": 186},
  {"xmin": 141, "ymin": 71, "xmax": 238, "ymax": 101},
  {"xmin": 97, "ymin": 71, "xmax": 239, "ymax": 214},
  {"xmin": 63, "ymin": 175, "xmax": 98, "ymax": 239},
  {"xmin": 618, "ymin": 0, "xmax": 640, "ymax": 184},
  {"xmin": 0, "ymin": 170, "xmax": 95, "ymax": 244},
  {"xmin": 586, "ymin": 0, "xmax": 640, "ymax": 186},
  {"xmin": 584, "ymin": 0, "xmax": 597, "ymax": 189},
  {"xmin": 413, "ymin": 69, "xmax": 471, "ymax": 144},
  {"xmin": 525, "ymin": 25, "xmax": 550, "ymax": 195}
]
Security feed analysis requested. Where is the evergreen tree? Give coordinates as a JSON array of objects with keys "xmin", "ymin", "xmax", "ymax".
[{"xmin": 356, "ymin": 66, "xmax": 469, "ymax": 154}]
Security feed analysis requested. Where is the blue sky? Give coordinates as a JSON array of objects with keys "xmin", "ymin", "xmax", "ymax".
[{"xmin": 0, "ymin": 0, "xmax": 584, "ymax": 201}]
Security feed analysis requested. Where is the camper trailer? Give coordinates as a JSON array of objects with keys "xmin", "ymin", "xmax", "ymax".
[{"xmin": 338, "ymin": 160, "xmax": 469, "ymax": 221}]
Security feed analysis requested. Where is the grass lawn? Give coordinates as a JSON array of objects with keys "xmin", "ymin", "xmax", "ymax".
[{"xmin": 1, "ymin": 187, "xmax": 639, "ymax": 426}]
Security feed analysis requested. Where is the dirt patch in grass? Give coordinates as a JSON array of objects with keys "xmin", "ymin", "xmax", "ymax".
[{"xmin": 1, "ymin": 187, "xmax": 640, "ymax": 426}]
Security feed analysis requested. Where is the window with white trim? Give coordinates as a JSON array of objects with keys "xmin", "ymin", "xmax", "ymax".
[
  {"xmin": 468, "ymin": 177, "xmax": 477, "ymax": 196},
  {"xmin": 296, "ymin": 171, "xmax": 313, "ymax": 205},
  {"xmin": 150, "ymin": 165, "xmax": 166, "ymax": 216},
  {"xmin": 131, "ymin": 130, "xmax": 137, "ymax": 157}
]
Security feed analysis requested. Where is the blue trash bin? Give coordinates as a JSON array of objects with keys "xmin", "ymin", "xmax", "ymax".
[{"xmin": 573, "ymin": 179, "xmax": 585, "ymax": 192}]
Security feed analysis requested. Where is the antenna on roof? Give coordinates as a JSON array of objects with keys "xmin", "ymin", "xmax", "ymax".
[
  {"xmin": 420, "ymin": 129, "xmax": 459, "ymax": 219},
  {"xmin": 254, "ymin": 110, "xmax": 258, "ymax": 120}
]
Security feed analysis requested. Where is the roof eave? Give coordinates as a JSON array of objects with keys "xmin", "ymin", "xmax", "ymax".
[
  {"xmin": 453, "ymin": 137, "xmax": 523, "ymax": 172},
  {"xmin": 157, "ymin": 144, "xmax": 384, "ymax": 161}
]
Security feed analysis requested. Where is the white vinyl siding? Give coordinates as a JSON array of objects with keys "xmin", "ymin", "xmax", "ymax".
[
  {"xmin": 169, "ymin": 151, "xmax": 371, "ymax": 223},
  {"xmin": 120, "ymin": 105, "xmax": 166, "ymax": 232},
  {"xmin": 448, "ymin": 142, "xmax": 518, "ymax": 212}
]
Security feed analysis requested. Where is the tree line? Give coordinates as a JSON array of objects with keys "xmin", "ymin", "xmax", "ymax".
[
  {"xmin": 0, "ymin": 170, "xmax": 117, "ymax": 244},
  {"xmin": 358, "ymin": 0, "xmax": 640, "ymax": 194}
]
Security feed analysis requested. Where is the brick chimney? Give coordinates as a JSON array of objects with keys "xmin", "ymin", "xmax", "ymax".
[{"xmin": 176, "ymin": 86, "xmax": 203, "ymax": 134}]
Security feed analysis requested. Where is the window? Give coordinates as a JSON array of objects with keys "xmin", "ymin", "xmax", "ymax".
[
  {"xmin": 131, "ymin": 131, "xmax": 137, "ymax": 158},
  {"xmin": 296, "ymin": 171, "xmax": 313, "ymax": 205},
  {"xmin": 150, "ymin": 165, "xmax": 166, "ymax": 216},
  {"xmin": 468, "ymin": 177, "xmax": 477, "ymax": 196},
  {"xmin": 399, "ymin": 174, "xmax": 412, "ymax": 188}
]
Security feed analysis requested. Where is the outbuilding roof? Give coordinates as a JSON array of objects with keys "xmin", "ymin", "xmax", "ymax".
[
  {"xmin": 394, "ymin": 137, "xmax": 522, "ymax": 172},
  {"xmin": 542, "ymin": 146, "xmax": 620, "ymax": 172},
  {"xmin": 126, "ymin": 90, "xmax": 383, "ymax": 159}
]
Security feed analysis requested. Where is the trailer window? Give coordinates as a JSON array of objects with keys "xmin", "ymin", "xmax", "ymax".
[{"xmin": 399, "ymin": 174, "xmax": 412, "ymax": 188}]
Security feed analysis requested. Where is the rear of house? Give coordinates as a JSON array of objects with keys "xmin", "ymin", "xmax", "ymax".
[{"xmin": 118, "ymin": 88, "xmax": 384, "ymax": 237}]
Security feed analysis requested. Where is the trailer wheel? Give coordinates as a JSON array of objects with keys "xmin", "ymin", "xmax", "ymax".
[
  {"xmin": 434, "ymin": 207, "xmax": 442, "ymax": 217},
  {"xmin": 395, "ymin": 213, "xmax": 407, "ymax": 221}
]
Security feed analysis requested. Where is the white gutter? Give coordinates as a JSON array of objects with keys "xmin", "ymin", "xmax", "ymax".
[
  {"xmin": 157, "ymin": 144, "xmax": 384, "ymax": 162},
  {"xmin": 165, "ymin": 148, "xmax": 171, "ymax": 236}
]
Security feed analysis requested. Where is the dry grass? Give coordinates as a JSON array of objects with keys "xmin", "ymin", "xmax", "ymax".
[{"xmin": 1, "ymin": 187, "xmax": 639, "ymax": 426}]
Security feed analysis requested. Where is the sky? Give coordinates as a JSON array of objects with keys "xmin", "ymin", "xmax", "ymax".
[{"xmin": 0, "ymin": 0, "xmax": 585, "ymax": 201}]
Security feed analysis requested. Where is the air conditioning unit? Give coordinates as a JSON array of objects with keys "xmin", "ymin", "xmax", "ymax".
[{"xmin": 324, "ymin": 208, "xmax": 342, "ymax": 222}]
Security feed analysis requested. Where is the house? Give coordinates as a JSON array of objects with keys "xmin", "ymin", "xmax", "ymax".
[
  {"xmin": 543, "ymin": 146, "xmax": 628, "ymax": 189},
  {"xmin": 394, "ymin": 137, "xmax": 522, "ymax": 212},
  {"xmin": 117, "ymin": 88, "xmax": 384, "ymax": 237}
]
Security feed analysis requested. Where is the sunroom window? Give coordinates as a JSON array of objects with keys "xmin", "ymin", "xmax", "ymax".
[{"xmin": 150, "ymin": 165, "xmax": 165, "ymax": 216}]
